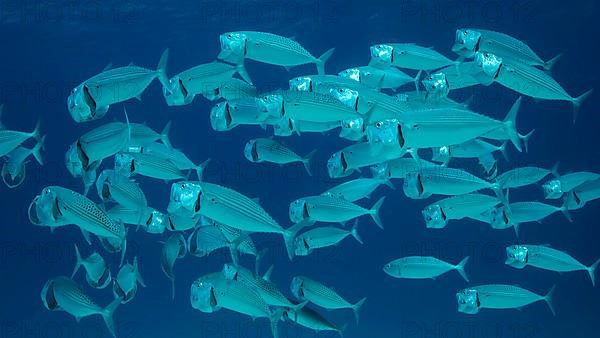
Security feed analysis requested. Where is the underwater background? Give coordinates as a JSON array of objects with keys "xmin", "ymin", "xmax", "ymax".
[{"xmin": 1, "ymin": 0, "xmax": 599, "ymax": 337}]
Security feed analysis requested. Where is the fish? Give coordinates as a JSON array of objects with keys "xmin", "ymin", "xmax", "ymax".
[
  {"xmin": 289, "ymin": 195, "xmax": 385, "ymax": 229},
  {"xmin": 370, "ymin": 155, "xmax": 437, "ymax": 180},
  {"xmin": 283, "ymin": 305, "xmax": 346, "ymax": 336},
  {"xmin": 244, "ymin": 138, "xmax": 316, "ymax": 175},
  {"xmin": 213, "ymin": 77, "xmax": 258, "ymax": 101},
  {"xmin": 1, "ymin": 137, "xmax": 44, "ymax": 188},
  {"xmin": 370, "ymin": 43, "xmax": 457, "ymax": 70},
  {"xmin": 71, "ymin": 244, "xmax": 112, "ymax": 289},
  {"xmin": 293, "ymin": 222, "xmax": 363, "ymax": 257},
  {"xmin": 210, "ymin": 99, "xmax": 279, "ymax": 131},
  {"xmin": 494, "ymin": 165, "xmax": 553, "ymax": 190},
  {"xmin": 187, "ymin": 224, "xmax": 255, "ymax": 265},
  {"xmin": 322, "ymin": 178, "xmax": 394, "ymax": 202},
  {"xmin": 564, "ymin": 179, "xmax": 600, "ymax": 210},
  {"xmin": 289, "ymin": 74, "xmax": 372, "ymax": 95},
  {"xmin": 136, "ymin": 142, "xmax": 210, "ymax": 180},
  {"xmin": 273, "ymin": 117, "xmax": 340, "ymax": 137},
  {"xmin": 327, "ymin": 142, "xmax": 404, "ymax": 179},
  {"xmin": 28, "ymin": 192, "xmax": 72, "ymax": 232},
  {"xmin": 543, "ymin": 171, "xmax": 600, "ymax": 199},
  {"xmin": 114, "ymin": 152, "xmax": 187, "ymax": 181},
  {"xmin": 456, "ymin": 284, "xmax": 555, "ymax": 315},
  {"xmin": 435, "ymin": 62, "xmax": 482, "ymax": 90},
  {"xmin": 219, "ymin": 31, "xmax": 335, "ymax": 75},
  {"xmin": 422, "ymin": 193, "xmax": 502, "ymax": 229},
  {"xmin": 128, "ymin": 121, "xmax": 172, "ymax": 148},
  {"xmin": 291, "ymin": 275, "xmax": 366, "ymax": 324},
  {"xmin": 431, "ymin": 139, "xmax": 508, "ymax": 167},
  {"xmin": 96, "ymin": 169, "xmax": 147, "ymax": 211},
  {"xmin": 453, "ymin": 28, "xmax": 562, "ymax": 71},
  {"xmin": 77, "ymin": 117, "xmax": 131, "ymax": 164},
  {"xmin": 383, "ymin": 256, "xmax": 470, "ymax": 282},
  {"xmin": 0, "ymin": 120, "xmax": 40, "ymax": 157},
  {"xmin": 41, "ymin": 276, "xmax": 121, "ymax": 337},
  {"xmin": 506, "ymin": 244, "xmax": 600, "ymax": 286},
  {"xmin": 67, "ymin": 49, "xmax": 169, "ymax": 122},
  {"xmin": 263, "ymin": 91, "xmax": 362, "ymax": 123},
  {"xmin": 339, "ymin": 66, "xmax": 419, "ymax": 91},
  {"xmin": 113, "ymin": 257, "xmax": 146, "ymax": 304},
  {"xmin": 161, "ymin": 233, "xmax": 187, "ymax": 299},
  {"xmin": 163, "ymin": 60, "xmax": 252, "ymax": 106},
  {"xmin": 489, "ymin": 201, "xmax": 571, "ymax": 235}
]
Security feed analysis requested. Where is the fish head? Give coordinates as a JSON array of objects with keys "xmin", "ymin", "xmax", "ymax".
[
  {"xmin": 190, "ymin": 279, "xmax": 221, "ymax": 313},
  {"xmin": 452, "ymin": 29, "xmax": 481, "ymax": 57},
  {"xmin": 366, "ymin": 119, "xmax": 400, "ymax": 146},
  {"xmin": 330, "ymin": 87, "xmax": 359, "ymax": 111},
  {"xmin": 168, "ymin": 181, "xmax": 202, "ymax": 216},
  {"xmin": 505, "ymin": 245, "xmax": 528, "ymax": 268},
  {"xmin": 40, "ymin": 278, "xmax": 60, "ymax": 311},
  {"xmin": 403, "ymin": 171, "xmax": 426, "ymax": 199},
  {"xmin": 221, "ymin": 263, "xmax": 239, "ymax": 280},
  {"xmin": 65, "ymin": 143, "xmax": 84, "ymax": 177},
  {"xmin": 1, "ymin": 160, "xmax": 26, "ymax": 188},
  {"xmin": 382, "ymin": 262, "xmax": 401, "ymax": 277},
  {"xmin": 290, "ymin": 276, "xmax": 305, "ymax": 299},
  {"xmin": 489, "ymin": 206, "xmax": 511, "ymax": 229},
  {"xmin": 339, "ymin": 117, "xmax": 364, "ymax": 141},
  {"xmin": 218, "ymin": 32, "xmax": 247, "ymax": 62},
  {"xmin": 431, "ymin": 146, "xmax": 450, "ymax": 163},
  {"xmin": 473, "ymin": 52, "xmax": 502, "ymax": 84},
  {"xmin": 273, "ymin": 117, "xmax": 295, "ymax": 136},
  {"xmin": 542, "ymin": 179, "xmax": 563, "ymax": 199},
  {"xmin": 289, "ymin": 199, "xmax": 309, "ymax": 223},
  {"xmin": 289, "ymin": 76, "xmax": 314, "ymax": 92},
  {"xmin": 338, "ymin": 68, "xmax": 361, "ymax": 82},
  {"xmin": 243, "ymin": 139, "xmax": 259, "ymax": 162},
  {"xmin": 456, "ymin": 288, "xmax": 480, "ymax": 314},
  {"xmin": 370, "ymin": 162, "xmax": 390, "ymax": 179},
  {"xmin": 257, "ymin": 94, "xmax": 284, "ymax": 118},
  {"xmin": 210, "ymin": 102, "xmax": 234, "ymax": 131},
  {"xmin": 369, "ymin": 44, "xmax": 394, "ymax": 68},
  {"xmin": 422, "ymin": 204, "xmax": 447, "ymax": 229},
  {"xmin": 95, "ymin": 169, "xmax": 115, "ymax": 202},
  {"xmin": 162, "ymin": 76, "xmax": 188, "ymax": 106},
  {"xmin": 67, "ymin": 84, "xmax": 95, "ymax": 123},
  {"xmin": 564, "ymin": 191, "xmax": 584, "ymax": 210},
  {"xmin": 293, "ymin": 236, "xmax": 311, "ymax": 256},
  {"xmin": 327, "ymin": 151, "xmax": 348, "ymax": 179},
  {"xmin": 113, "ymin": 153, "xmax": 135, "ymax": 177},
  {"xmin": 35, "ymin": 187, "xmax": 63, "ymax": 225},
  {"xmin": 145, "ymin": 210, "xmax": 167, "ymax": 234},
  {"xmin": 422, "ymin": 73, "xmax": 449, "ymax": 97}
]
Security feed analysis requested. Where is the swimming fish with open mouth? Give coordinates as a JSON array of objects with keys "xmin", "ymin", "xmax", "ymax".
[
  {"xmin": 161, "ymin": 233, "xmax": 187, "ymax": 299},
  {"xmin": 289, "ymin": 195, "xmax": 385, "ymax": 229},
  {"xmin": 370, "ymin": 43, "xmax": 457, "ymax": 70},
  {"xmin": 422, "ymin": 193, "xmax": 502, "ymax": 229},
  {"xmin": 456, "ymin": 284, "xmax": 555, "ymax": 315},
  {"xmin": 384, "ymin": 256, "xmax": 470, "ymax": 282}
]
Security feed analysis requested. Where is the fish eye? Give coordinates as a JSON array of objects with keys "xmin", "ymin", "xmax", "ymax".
[
  {"xmin": 227, "ymin": 34, "xmax": 232, "ymax": 38},
  {"xmin": 376, "ymin": 122, "xmax": 382, "ymax": 128}
]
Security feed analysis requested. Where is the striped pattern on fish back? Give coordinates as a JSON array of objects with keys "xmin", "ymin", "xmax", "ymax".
[
  {"xmin": 527, "ymin": 245, "xmax": 584, "ymax": 269},
  {"xmin": 111, "ymin": 179, "xmax": 147, "ymax": 207},
  {"xmin": 502, "ymin": 62, "xmax": 570, "ymax": 99},
  {"xmin": 129, "ymin": 153, "xmax": 183, "ymax": 178},
  {"xmin": 391, "ymin": 44, "xmax": 451, "ymax": 62},
  {"xmin": 473, "ymin": 284, "xmax": 540, "ymax": 299},
  {"xmin": 302, "ymin": 277, "xmax": 351, "ymax": 307},
  {"xmin": 305, "ymin": 196, "xmax": 369, "ymax": 214},
  {"xmin": 80, "ymin": 122, "xmax": 126, "ymax": 144},
  {"xmin": 87, "ymin": 66, "xmax": 156, "ymax": 86},
  {"xmin": 402, "ymin": 108, "xmax": 499, "ymax": 126},
  {"xmin": 243, "ymin": 31, "xmax": 315, "ymax": 58},
  {"xmin": 476, "ymin": 29, "xmax": 542, "ymax": 64},
  {"xmin": 421, "ymin": 167, "xmax": 488, "ymax": 185},
  {"xmin": 260, "ymin": 140, "xmax": 301, "ymax": 160},
  {"xmin": 179, "ymin": 62, "xmax": 236, "ymax": 82},
  {"xmin": 57, "ymin": 277, "xmax": 101, "ymax": 310},
  {"xmin": 495, "ymin": 167, "xmax": 549, "ymax": 188},
  {"xmin": 218, "ymin": 280, "xmax": 271, "ymax": 317}
]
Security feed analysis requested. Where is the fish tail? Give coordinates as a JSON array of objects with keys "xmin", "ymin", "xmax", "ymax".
[
  {"xmin": 519, "ymin": 129, "xmax": 535, "ymax": 153},
  {"xmin": 195, "ymin": 158, "xmax": 211, "ymax": 181},
  {"xmin": 283, "ymin": 220, "xmax": 309, "ymax": 261},
  {"xmin": 160, "ymin": 120, "xmax": 173, "ymax": 148},
  {"xmin": 235, "ymin": 61, "xmax": 253, "ymax": 85},
  {"xmin": 156, "ymin": 48, "xmax": 170, "ymax": 88},
  {"xmin": 503, "ymin": 96, "xmax": 523, "ymax": 152},
  {"xmin": 316, "ymin": 48, "xmax": 335, "ymax": 75},
  {"xmin": 455, "ymin": 256, "xmax": 470, "ymax": 282},
  {"xmin": 498, "ymin": 141, "xmax": 509, "ymax": 162},
  {"xmin": 302, "ymin": 150, "xmax": 317, "ymax": 176},
  {"xmin": 572, "ymin": 89, "xmax": 593, "ymax": 123},
  {"xmin": 586, "ymin": 258, "xmax": 600, "ymax": 287},
  {"xmin": 544, "ymin": 285, "xmax": 556, "ymax": 316},
  {"xmin": 269, "ymin": 308, "xmax": 285, "ymax": 338},
  {"xmin": 31, "ymin": 119, "xmax": 42, "ymax": 141},
  {"xmin": 32, "ymin": 135, "xmax": 46, "ymax": 166},
  {"xmin": 369, "ymin": 196, "xmax": 386, "ymax": 229},
  {"xmin": 118, "ymin": 235, "xmax": 127, "ymax": 267},
  {"xmin": 292, "ymin": 300, "xmax": 309, "ymax": 311},
  {"xmin": 71, "ymin": 244, "xmax": 83, "ymax": 278},
  {"xmin": 543, "ymin": 53, "xmax": 563, "ymax": 72},
  {"xmin": 101, "ymin": 297, "xmax": 121, "ymax": 338},
  {"xmin": 352, "ymin": 297, "xmax": 367, "ymax": 324},
  {"xmin": 350, "ymin": 220, "xmax": 363, "ymax": 245},
  {"xmin": 133, "ymin": 256, "xmax": 146, "ymax": 287}
]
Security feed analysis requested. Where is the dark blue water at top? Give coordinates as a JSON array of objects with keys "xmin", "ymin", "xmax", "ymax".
[{"xmin": 1, "ymin": 0, "xmax": 599, "ymax": 337}]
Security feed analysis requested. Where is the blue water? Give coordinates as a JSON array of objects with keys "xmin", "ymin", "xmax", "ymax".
[{"xmin": 1, "ymin": 0, "xmax": 599, "ymax": 337}]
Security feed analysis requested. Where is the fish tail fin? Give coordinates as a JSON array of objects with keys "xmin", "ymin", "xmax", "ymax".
[
  {"xmin": 195, "ymin": 158, "xmax": 211, "ymax": 181},
  {"xmin": 160, "ymin": 120, "xmax": 173, "ymax": 148},
  {"xmin": 283, "ymin": 220, "xmax": 309, "ymax": 261},
  {"xmin": 118, "ymin": 235, "xmax": 128, "ymax": 267},
  {"xmin": 513, "ymin": 223, "xmax": 521, "ymax": 238},
  {"xmin": 551, "ymin": 162, "xmax": 561, "ymax": 178},
  {"xmin": 302, "ymin": 150, "xmax": 317, "ymax": 176},
  {"xmin": 383, "ymin": 178, "xmax": 395, "ymax": 190},
  {"xmin": 156, "ymin": 48, "xmax": 170, "ymax": 87},
  {"xmin": 414, "ymin": 70, "xmax": 423, "ymax": 94},
  {"xmin": 544, "ymin": 285, "xmax": 556, "ymax": 316},
  {"xmin": 544, "ymin": 53, "xmax": 563, "ymax": 72},
  {"xmin": 572, "ymin": 89, "xmax": 593, "ymax": 123},
  {"xmin": 586, "ymin": 258, "xmax": 600, "ymax": 287},
  {"xmin": 31, "ymin": 119, "xmax": 42, "ymax": 141},
  {"xmin": 71, "ymin": 244, "xmax": 83, "ymax": 278},
  {"xmin": 369, "ymin": 196, "xmax": 386, "ymax": 229},
  {"xmin": 520, "ymin": 129, "xmax": 535, "ymax": 153},
  {"xmin": 316, "ymin": 48, "xmax": 335, "ymax": 75},
  {"xmin": 227, "ymin": 244, "xmax": 240, "ymax": 267},
  {"xmin": 235, "ymin": 61, "xmax": 253, "ymax": 85},
  {"xmin": 503, "ymin": 97, "xmax": 523, "ymax": 152},
  {"xmin": 352, "ymin": 297, "xmax": 367, "ymax": 324},
  {"xmin": 101, "ymin": 297, "xmax": 121, "ymax": 338},
  {"xmin": 499, "ymin": 141, "xmax": 509, "ymax": 162},
  {"xmin": 292, "ymin": 300, "xmax": 309, "ymax": 311},
  {"xmin": 350, "ymin": 220, "xmax": 363, "ymax": 244},
  {"xmin": 455, "ymin": 256, "xmax": 470, "ymax": 282},
  {"xmin": 269, "ymin": 308, "xmax": 284, "ymax": 338},
  {"xmin": 133, "ymin": 256, "xmax": 146, "ymax": 287},
  {"xmin": 32, "ymin": 135, "xmax": 46, "ymax": 166},
  {"xmin": 560, "ymin": 199, "xmax": 573, "ymax": 223}
]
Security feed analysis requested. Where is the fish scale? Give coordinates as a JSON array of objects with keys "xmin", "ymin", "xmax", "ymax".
[
  {"xmin": 230, "ymin": 266, "xmax": 294, "ymax": 307},
  {"xmin": 128, "ymin": 153, "xmax": 185, "ymax": 179},
  {"xmin": 436, "ymin": 194, "xmax": 500, "ymax": 216},
  {"xmin": 526, "ymin": 246, "xmax": 586, "ymax": 270},
  {"xmin": 300, "ymin": 227, "xmax": 354, "ymax": 248},
  {"xmin": 508, "ymin": 202, "xmax": 561, "ymax": 221},
  {"xmin": 498, "ymin": 62, "xmax": 571, "ymax": 100},
  {"xmin": 475, "ymin": 29, "xmax": 543, "ymax": 64},
  {"xmin": 299, "ymin": 277, "xmax": 352, "ymax": 307},
  {"xmin": 243, "ymin": 31, "xmax": 315, "ymax": 58},
  {"xmin": 86, "ymin": 66, "xmax": 158, "ymax": 86},
  {"xmin": 471, "ymin": 284, "xmax": 544, "ymax": 309},
  {"xmin": 213, "ymin": 279, "xmax": 272, "ymax": 318},
  {"xmin": 495, "ymin": 166, "xmax": 551, "ymax": 189}
]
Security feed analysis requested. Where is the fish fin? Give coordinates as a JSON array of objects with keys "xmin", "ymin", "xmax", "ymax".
[
  {"xmin": 269, "ymin": 308, "xmax": 284, "ymax": 338},
  {"xmin": 31, "ymin": 119, "xmax": 41, "ymax": 141},
  {"xmin": 262, "ymin": 265, "xmax": 274, "ymax": 282},
  {"xmin": 352, "ymin": 297, "xmax": 367, "ymax": 324},
  {"xmin": 81, "ymin": 229, "xmax": 92, "ymax": 245},
  {"xmin": 503, "ymin": 97, "xmax": 523, "ymax": 152},
  {"xmin": 101, "ymin": 297, "xmax": 121, "ymax": 338},
  {"xmin": 119, "ymin": 235, "xmax": 128, "ymax": 267},
  {"xmin": 350, "ymin": 220, "xmax": 363, "ymax": 244},
  {"xmin": 513, "ymin": 223, "xmax": 520, "ymax": 238},
  {"xmin": 544, "ymin": 285, "xmax": 556, "ymax": 316},
  {"xmin": 383, "ymin": 178, "xmax": 395, "ymax": 190},
  {"xmin": 102, "ymin": 63, "xmax": 113, "ymax": 72},
  {"xmin": 292, "ymin": 300, "xmax": 308, "ymax": 311},
  {"xmin": 520, "ymin": 129, "xmax": 535, "ymax": 153},
  {"xmin": 316, "ymin": 48, "xmax": 336, "ymax": 75},
  {"xmin": 32, "ymin": 135, "xmax": 46, "ymax": 166},
  {"xmin": 160, "ymin": 121, "xmax": 173, "ymax": 148},
  {"xmin": 413, "ymin": 70, "xmax": 423, "ymax": 94},
  {"xmin": 455, "ymin": 256, "xmax": 470, "ymax": 282},
  {"xmin": 544, "ymin": 53, "xmax": 562, "ymax": 72},
  {"xmin": 195, "ymin": 158, "xmax": 211, "ymax": 181},
  {"xmin": 283, "ymin": 65, "xmax": 293, "ymax": 72},
  {"xmin": 255, "ymin": 248, "xmax": 268, "ymax": 276},
  {"xmin": 551, "ymin": 162, "xmax": 561, "ymax": 178},
  {"xmin": 283, "ymin": 220, "xmax": 310, "ymax": 261},
  {"xmin": 235, "ymin": 62, "xmax": 253, "ymax": 85},
  {"xmin": 369, "ymin": 196, "xmax": 386, "ymax": 229},
  {"xmin": 499, "ymin": 141, "xmax": 509, "ymax": 162},
  {"xmin": 228, "ymin": 244, "xmax": 240, "ymax": 267},
  {"xmin": 586, "ymin": 258, "xmax": 600, "ymax": 287},
  {"xmin": 560, "ymin": 199, "xmax": 573, "ymax": 223},
  {"xmin": 156, "ymin": 48, "xmax": 170, "ymax": 88},
  {"xmin": 302, "ymin": 150, "xmax": 317, "ymax": 176},
  {"xmin": 133, "ymin": 256, "xmax": 146, "ymax": 287},
  {"xmin": 572, "ymin": 89, "xmax": 593, "ymax": 123},
  {"xmin": 71, "ymin": 244, "xmax": 83, "ymax": 278}
]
